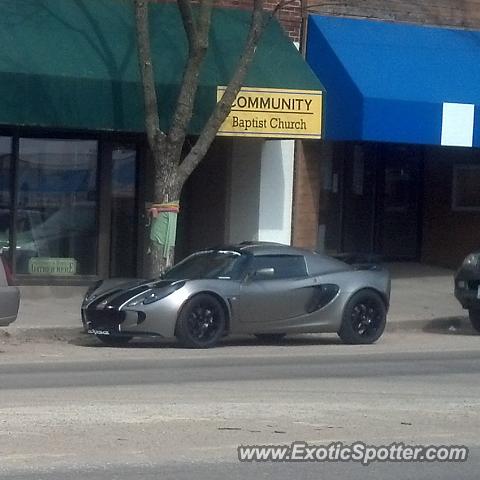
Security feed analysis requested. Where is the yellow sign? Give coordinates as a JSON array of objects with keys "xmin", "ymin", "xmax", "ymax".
[{"xmin": 217, "ymin": 86, "xmax": 323, "ymax": 139}]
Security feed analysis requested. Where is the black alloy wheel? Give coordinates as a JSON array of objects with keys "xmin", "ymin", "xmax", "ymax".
[
  {"xmin": 338, "ymin": 290, "xmax": 386, "ymax": 344},
  {"xmin": 176, "ymin": 294, "xmax": 226, "ymax": 348}
]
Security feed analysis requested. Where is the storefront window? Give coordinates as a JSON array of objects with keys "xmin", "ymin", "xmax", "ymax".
[
  {"xmin": 16, "ymin": 139, "xmax": 98, "ymax": 276},
  {"xmin": 0, "ymin": 137, "xmax": 12, "ymax": 259}
]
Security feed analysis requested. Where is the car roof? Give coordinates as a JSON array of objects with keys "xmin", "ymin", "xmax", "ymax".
[{"xmin": 213, "ymin": 241, "xmax": 314, "ymax": 257}]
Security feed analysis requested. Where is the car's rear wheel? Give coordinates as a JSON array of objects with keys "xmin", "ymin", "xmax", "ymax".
[
  {"xmin": 255, "ymin": 333, "xmax": 286, "ymax": 343},
  {"xmin": 176, "ymin": 294, "xmax": 226, "ymax": 348},
  {"xmin": 468, "ymin": 309, "xmax": 480, "ymax": 333},
  {"xmin": 338, "ymin": 290, "xmax": 386, "ymax": 345},
  {"xmin": 96, "ymin": 335, "xmax": 133, "ymax": 346}
]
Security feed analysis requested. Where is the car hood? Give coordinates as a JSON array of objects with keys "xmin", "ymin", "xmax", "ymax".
[{"xmin": 84, "ymin": 278, "xmax": 180, "ymax": 308}]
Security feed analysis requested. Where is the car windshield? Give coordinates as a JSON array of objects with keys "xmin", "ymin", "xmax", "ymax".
[{"xmin": 163, "ymin": 250, "xmax": 246, "ymax": 280}]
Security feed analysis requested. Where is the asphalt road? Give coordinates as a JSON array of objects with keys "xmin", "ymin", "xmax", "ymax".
[{"xmin": 0, "ymin": 331, "xmax": 479, "ymax": 479}]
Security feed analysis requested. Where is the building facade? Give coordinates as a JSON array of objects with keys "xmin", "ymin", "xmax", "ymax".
[
  {"xmin": 294, "ymin": 0, "xmax": 480, "ymax": 268},
  {"xmin": 0, "ymin": 0, "xmax": 321, "ymax": 287}
]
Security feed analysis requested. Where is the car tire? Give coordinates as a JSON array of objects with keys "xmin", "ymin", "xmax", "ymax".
[
  {"xmin": 338, "ymin": 290, "xmax": 386, "ymax": 345},
  {"xmin": 96, "ymin": 335, "xmax": 133, "ymax": 346},
  {"xmin": 176, "ymin": 294, "xmax": 226, "ymax": 348},
  {"xmin": 254, "ymin": 333, "xmax": 286, "ymax": 343},
  {"xmin": 468, "ymin": 309, "xmax": 480, "ymax": 333}
]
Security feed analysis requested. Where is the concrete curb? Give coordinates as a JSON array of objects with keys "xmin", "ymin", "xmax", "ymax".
[
  {"xmin": 0, "ymin": 327, "xmax": 84, "ymax": 344},
  {"xmin": 1, "ymin": 316, "xmax": 475, "ymax": 344},
  {"xmin": 386, "ymin": 316, "xmax": 472, "ymax": 333}
]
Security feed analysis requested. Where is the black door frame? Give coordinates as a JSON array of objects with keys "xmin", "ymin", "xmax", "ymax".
[{"xmin": 373, "ymin": 143, "xmax": 424, "ymax": 261}]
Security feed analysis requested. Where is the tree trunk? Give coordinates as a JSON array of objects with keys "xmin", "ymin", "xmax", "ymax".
[
  {"xmin": 146, "ymin": 143, "xmax": 183, "ymax": 278},
  {"xmin": 134, "ymin": 0, "xmax": 285, "ymax": 278}
]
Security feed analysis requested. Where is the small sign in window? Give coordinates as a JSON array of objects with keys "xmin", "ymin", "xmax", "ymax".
[{"xmin": 28, "ymin": 257, "xmax": 77, "ymax": 276}]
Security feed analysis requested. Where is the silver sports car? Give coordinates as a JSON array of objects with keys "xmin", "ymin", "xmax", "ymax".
[{"xmin": 82, "ymin": 243, "xmax": 391, "ymax": 348}]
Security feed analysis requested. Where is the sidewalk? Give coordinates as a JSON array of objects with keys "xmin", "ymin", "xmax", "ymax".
[
  {"xmin": 4, "ymin": 285, "xmax": 86, "ymax": 341},
  {"xmin": 386, "ymin": 262, "xmax": 467, "ymax": 331},
  {"xmin": 2, "ymin": 262, "xmax": 470, "ymax": 339}
]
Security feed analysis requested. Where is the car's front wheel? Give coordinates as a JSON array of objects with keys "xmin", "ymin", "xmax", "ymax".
[
  {"xmin": 338, "ymin": 290, "xmax": 386, "ymax": 345},
  {"xmin": 176, "ymin": 294, "xmax": 226, "ymax": 348},
  {"xmin": 468, "ymin": 309, "xmax": 480, "ymax": 333}
]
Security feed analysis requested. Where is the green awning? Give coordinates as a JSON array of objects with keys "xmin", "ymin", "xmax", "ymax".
[{"xmin": 0, "ymin": 0, "xmax": 323, "ymax": 134}]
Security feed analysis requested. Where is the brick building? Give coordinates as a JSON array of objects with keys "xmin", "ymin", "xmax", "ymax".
[
  {"xmin": 294, "ymin": 0, "xmax": 480, "ymax": 268},
  {"xmin": 203, "ymin": 0, "xmax": 303, "ymax": 41},
  {"xmin": 4, "ymin": 0, "xmax": 474, "ymax": 288}
]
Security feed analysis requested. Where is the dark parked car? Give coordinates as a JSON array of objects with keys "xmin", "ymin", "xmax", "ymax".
[
  {"xmin": 454, "ymin": 252, "xmax": 480, "ymax": 332},
  {"xmin": 82, "ymin": 242, "xmax": 391, "ymax": 348}
]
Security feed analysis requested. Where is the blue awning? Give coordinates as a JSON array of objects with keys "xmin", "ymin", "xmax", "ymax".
[{"xmin": 306, "ymin": 15, "xmax": 480, "ymax": 146}]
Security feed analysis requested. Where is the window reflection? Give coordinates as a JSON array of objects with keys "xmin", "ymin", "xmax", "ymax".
[
  {"xmin": 16, "ymin": 139, "xmax": 98, "ymax": 275},
  {"xmin": 0, "ymin": 137, "xmax": 12, "ymax": 257}
]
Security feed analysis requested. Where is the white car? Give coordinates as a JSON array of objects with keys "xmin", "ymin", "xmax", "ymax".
[{"xmin": 0, "ymin": 257, "xmax": 20, "ymax": 326}]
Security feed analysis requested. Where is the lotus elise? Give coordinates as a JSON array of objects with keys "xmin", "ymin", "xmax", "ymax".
[{"xmin": 82, "ymin": 243, "xmax": 391, "ymax": 348}]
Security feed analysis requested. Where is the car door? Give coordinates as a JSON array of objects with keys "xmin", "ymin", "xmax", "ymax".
[{"xmin": 237, "ymin": 254, "xmax": 314, "ymax": 324}]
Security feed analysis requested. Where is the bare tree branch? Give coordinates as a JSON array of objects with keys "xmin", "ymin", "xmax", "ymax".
[
  {"xmin": 167, "ymin": 0, "xmax": 214, "ymax": 160},
  {"xmin": 133, "ymin": 0, "xmax": 294, "ymax": 272},
  {"xmin": 177, "ymin": 0, "xmax": 267, "ymax": 185},
  {"xmin": 270, "ymin": 0, "xmax": 297, "ymax": 18},
  {"xmin": 177, "ymin": 0, "xmax": 197, "ymax": 51},
  {"xmin": 134, "ymin": 0, "xmax": 165, "ymax": 151}
]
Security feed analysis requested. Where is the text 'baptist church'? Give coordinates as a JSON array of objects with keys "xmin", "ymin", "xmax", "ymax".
[{"xmin": 217, "ymin": 87, "xmax": 323, "ymax": 139}]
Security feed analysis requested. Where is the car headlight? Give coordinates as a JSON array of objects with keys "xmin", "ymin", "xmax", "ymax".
[
  {"xmin": 127, "ymin": 281, "xmax": 185, "ymax": 307},
  {"xmin": 84, "ymin": 279, "xmax": 103, "ymax": 302},
  {"xmin": 462, "ymin": 253, "xmax": 480, "ymax": 269}
]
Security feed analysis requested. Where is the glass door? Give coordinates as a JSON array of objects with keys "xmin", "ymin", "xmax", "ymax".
[{"xmin": 375, "ymin": 145, "xmax": 422, "ymax": 259}]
